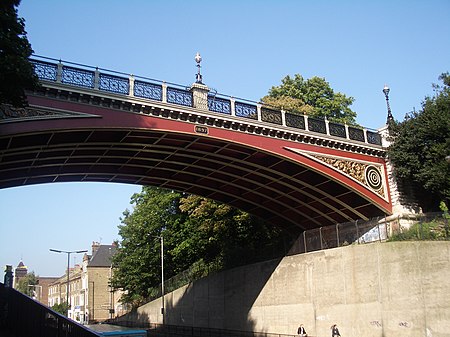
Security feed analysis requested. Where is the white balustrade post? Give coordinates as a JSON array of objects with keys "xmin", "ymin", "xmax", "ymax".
[
  {"xmin": 94, "ymin": 68, "xmax": 100, "ymax": 90},
  {"xmin": 162, "ymin": 82, "xmax": 167, "ymax": 103},
  {"xmin": 257, "ymin": 104, "xmax": 262, "ymax": 122},
  {"xmin": 230, "ymin": 98, "xmax": 236, "ymax": 117},
  {"xmin": 129, "ymin": 75, "xmax": 135, "ymax": 97},
  {"xmin": 281, "ymin": 109, "xmax": 286, "ymax": 127},
  {"xmin": 362, "ymin": 128, "xmax": 368, "ymax": 143},
  {"xmin": 56, "ymin": 61, "xmax": 63, "ymax": 83}
]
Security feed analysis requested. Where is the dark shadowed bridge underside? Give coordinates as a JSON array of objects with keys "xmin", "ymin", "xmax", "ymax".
[{"xmin": 0, "ymin": 125, "xmax": 387, "ymax": 234}]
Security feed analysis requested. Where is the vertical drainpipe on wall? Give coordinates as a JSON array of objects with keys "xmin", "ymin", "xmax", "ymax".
[
  {"xmin": 303, "ymin": 231, "xmax": 307, "ymax": 253},
  {"xmin": 355, "ymin": 220, "xmax": 360, "ymax": 244},
  {"xmin": 89, "ymin": 281, "xmax": 94, "ymax": 323},
  {"xmin": 336, "ymin": 223, "xmax": 340, "ymax": 247},
  {"xmin": 319, "ymin": 227, "xmax": 323, "ymax": 250},
  {"xmin": 378, "ymin": 220, "xmax": 382, "ymax": 242}
]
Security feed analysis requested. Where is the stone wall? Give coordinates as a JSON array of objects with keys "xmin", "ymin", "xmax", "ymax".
[{"xmin": 120, "ymin": 241, "xmax": 450, "ymax": 337}]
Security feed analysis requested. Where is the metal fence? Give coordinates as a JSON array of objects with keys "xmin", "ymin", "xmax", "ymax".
[
  {"xmin": 288, "ymin": 211, "xmax": 449, "ymax": 255},
  {"xmin": 143, "ymin": 212, "xmax": 448, "ymax": 306},
  {"xmin": 0, "ymin": 282, "xmax": 100, "ymax": 337},
  {"xmin": 109, "ymin": 321, "xmax": 310, "ymax": 337}
]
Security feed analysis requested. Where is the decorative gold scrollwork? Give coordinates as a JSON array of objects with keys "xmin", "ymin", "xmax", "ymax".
[{"xmin": 314, "ymin": 155, "xmax": 385, "ymax": 197}]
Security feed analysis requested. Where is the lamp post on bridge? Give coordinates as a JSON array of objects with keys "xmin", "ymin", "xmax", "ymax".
[
  {"xmin": 383, "ymin": 84, "xmax": 394, "ymax": 124},
  {"xmin": 195, "ymin": 52, "xmax": 203, "ymax": 84},
  {"xmin": 50, "ymin": 248, "xmax": 87, "ymax": 317}
]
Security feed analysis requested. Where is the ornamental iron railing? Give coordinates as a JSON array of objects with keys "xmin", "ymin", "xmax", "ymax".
[
  {"xmin": 285, "ymin": 112, "xmax": 306, "ymax": 129},
  {"xmin": 328, "ymin": 122, "xmax": 347, "ymax": 138},
  {"xmin": 61, "ymin": 66, "xmax": 95, "ymax": 88},
  {"xmin": 261, "ymin": 107, "xmax": 282, "ymax": 125},
  {"xmin": 30, "ymin": 56, "xmax": 382, "ymax": 146},
  {"xmin": 307, "ymin": 117, "xmax": 327, "ymax": 134},
  {"xmin": 235, "ymin": 101, "xmax": 258, "ymax": 119},
  {"xmin": 208, "ymin": 95, "xmax": 232, "ymax": 115},
  {"xmin": 134, "ymin": 80, "xmax": 163, "ymax": 101},
  {"xmin": 167, "ymin": 87, "xmax": 193, "ymax": 107}
]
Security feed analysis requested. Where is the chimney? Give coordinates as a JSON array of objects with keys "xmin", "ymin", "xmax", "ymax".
[{"xmin": 92, "ymin": 241, "xmax": 100, "ymax": 255}]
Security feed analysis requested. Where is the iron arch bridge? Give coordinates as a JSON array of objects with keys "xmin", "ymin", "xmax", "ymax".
[{"xmin": 0, "ymin": 57, "xmax": 391, "ymax": 233}]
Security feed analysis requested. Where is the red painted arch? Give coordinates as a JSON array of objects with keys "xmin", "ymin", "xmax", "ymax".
[{"xmin": 0, "ymin": 94, "xmax": 391, "ymax": 233}]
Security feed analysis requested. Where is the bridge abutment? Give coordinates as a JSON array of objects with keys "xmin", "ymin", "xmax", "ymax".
[
  {"xmin": 116, "ymin": 241, "xmax": 450, "ymax": 337},
  {"xmin": 379, "ymin": 125, "xmax": 422, "ymax": 230}
]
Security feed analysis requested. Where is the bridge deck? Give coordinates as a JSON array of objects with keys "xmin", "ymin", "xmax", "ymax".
[{"xmin": 0, "ymin": 57, "xmax": 391, "ymax": 231}]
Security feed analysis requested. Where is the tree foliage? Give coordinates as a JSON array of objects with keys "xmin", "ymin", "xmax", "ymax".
[
  {"xmin": 51, "ymin": 302, "xmax": 69, "ymax": 316},
  {"xmin": 111, "ymin": 187, "xmax": 291, "ymax": 306},
  {"xmin": 261, "ymin": 74, "xmax": 357, "ymax": 125},
  {"xmin": 111, "ymin": 187, "xmax": 186, "ymax": 305},
  {"xmin": 178, "ymin": 195, "xmax": 288, "ymax": 269},
  {"xmin": 15, "ymin": 271, "xmax": 37, "ymax": 297},
  {"xmin": 388, "ymin": 72, "xmax": 450, "ymax": 211},
  {"xmin": 0, "ymin": 0, "xmax": 39, "ymax": 107}
]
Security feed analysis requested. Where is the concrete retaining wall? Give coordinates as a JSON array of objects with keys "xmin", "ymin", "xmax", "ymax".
[{"xmin": 121, "ymin": 241, "xmax": 450, "ymax": 337}]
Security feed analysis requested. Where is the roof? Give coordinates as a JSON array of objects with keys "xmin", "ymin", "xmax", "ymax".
[
  {"xmin": 88, "ymin": 245, "xmax": 117, "ymax": 267},
  {"xmin": 16, "ymin": 261, "xmax": 27, "ymax": 269}
]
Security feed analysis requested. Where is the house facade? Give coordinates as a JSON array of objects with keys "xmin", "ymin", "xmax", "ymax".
[{"xmin": 48, "ymin": 242, "xmax": 128, "ymax": 324}]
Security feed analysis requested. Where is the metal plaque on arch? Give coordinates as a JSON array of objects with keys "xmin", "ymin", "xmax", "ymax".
[{"xmin": 195, "ymin": 125, "xmax": 208, "ymax": 134}]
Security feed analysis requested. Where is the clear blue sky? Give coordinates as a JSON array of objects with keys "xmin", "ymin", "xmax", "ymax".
[{"xmin": 1, "ymin": 0, "xmax": 449, "ymax": 277}]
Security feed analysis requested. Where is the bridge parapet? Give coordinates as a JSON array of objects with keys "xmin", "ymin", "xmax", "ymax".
[{"xmin": 29, "ymin": 56, "xmax": 383, "ymax": 150}]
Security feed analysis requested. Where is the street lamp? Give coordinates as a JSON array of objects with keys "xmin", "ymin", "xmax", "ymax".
[
  {"xmin": 383, "ymin": 84, "xmax": 394, "ymax": 124},
  {"xmin": 149, "ymin": 235, "xmax": 164, "ymax": 324},
  {"xmin": 155, "ymin": 236, "xmax": 165, "ymax": 323},
  {"xmin": 28, "ymin": 284, "xmax": 43, "ymax": 301},
  {"xmin": 50, "ymin": 248, "xmax": 87, "ymax": 317},
  {"xmin": 195, "ymin": 52, "xmax": 203, "ymax": 84},
  {"xmin": 160, "ymin": 235, "xmax": 164, "ymax": 324}
]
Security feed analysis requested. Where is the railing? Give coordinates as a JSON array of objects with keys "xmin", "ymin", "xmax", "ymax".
[
  {"xmin": 30, "ymin": 55, "xmax": 382, "ymax": 147},
  {"xmin": 289, "ymin": 211, "xmax": 449, "ymax": 254},
  {"xmin": 0, "ymin": 282, "xmax": 100, "ymax": 337},
  {"xmin": 108, "ymin": 321, "xmax": 312, "ymax": 337}
]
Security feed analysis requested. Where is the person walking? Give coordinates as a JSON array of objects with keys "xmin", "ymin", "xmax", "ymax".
[
  {"xmin": 297, "ymin": 323, "xmax": 307, "ymax": 337},
  {"xmin": 331, "ymin": 324, "xmax": 341, "ymax": 337}
]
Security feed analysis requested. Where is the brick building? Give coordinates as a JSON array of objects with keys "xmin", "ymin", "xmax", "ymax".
[
  {"xmin": 13, "ymin": 261, "xmax": 27, "ymax": 288},
  {"xmin": 48, "ymin": 242, "xmax": 128, "ymax": 324},
  {"xmin": 11, "ymin": 261, "xmax": 58, "ymax": 306}
]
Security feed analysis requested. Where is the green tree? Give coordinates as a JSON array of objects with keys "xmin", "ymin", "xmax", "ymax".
[
  {"xmin": 388, "ymin": 72, "xmax": 450, "ymax": 211},
  {"xmin": 112, "ymin": 187, "xmax": 292, "ymax": 306},
  {"xmin": 0, "ymin": 0, "xmax": 39, "ymax": 107},
  {"xmin": 178, "ymin": 195, "xmax": 290, "ymax": 269},
  {"xmin": 261, "ymin": 74, "xmax": 357, "ymax": 125},
  {"xmin": 51, "ymin": 302, "xmax": 69, "ymax": 316},
  {"xmin": 15, "ymin": 271, "xmax": 37, "ymax": 297},
  {"xmin": 111, "ymin": 186, "xmax": 187, "ymax": 305}
]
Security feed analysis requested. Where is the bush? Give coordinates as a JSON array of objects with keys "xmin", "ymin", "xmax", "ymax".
[{"xmin": 388, "ymin": 216, "xmax": 449, "ymax": 241}]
